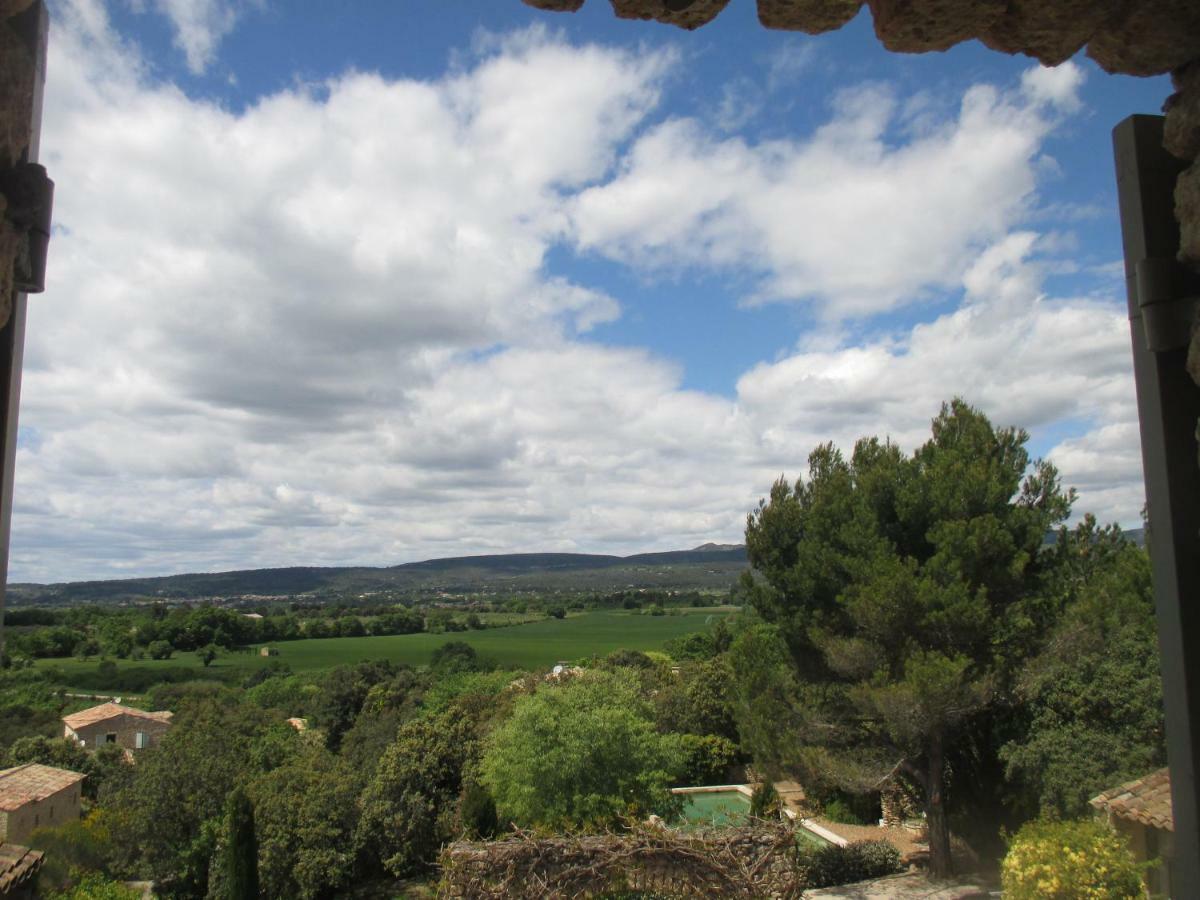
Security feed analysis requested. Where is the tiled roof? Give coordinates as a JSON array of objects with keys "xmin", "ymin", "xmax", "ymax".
[
  {"xmin": 1090, "ymin": 768, "xmax": 1173, "ymax": 831},
  {"xmin": 0, "ymin": 842, "xmax": 44, "ymax": 893},
  {"xmin": 0, "ymin": 764, "xmax": 86, "ymax": 811},
  {"xmin": 61, "ymin": 702, "xmax": 173, "ymax": 729}
]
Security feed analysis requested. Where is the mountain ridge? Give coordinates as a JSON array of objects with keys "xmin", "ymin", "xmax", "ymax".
[{"xmin": 7, "ymin": 545, "xmax": 750, "ymax": 604}]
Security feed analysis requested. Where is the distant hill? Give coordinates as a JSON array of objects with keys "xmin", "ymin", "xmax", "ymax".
[{"xmin": 7, "ymin": 545, "xmax": 750, "ymax": 605}]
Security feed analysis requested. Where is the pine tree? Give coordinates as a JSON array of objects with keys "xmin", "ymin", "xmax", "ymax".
[{"xmin": 740, "ymin": 400, "xmax": 1073, "ymax": 877}]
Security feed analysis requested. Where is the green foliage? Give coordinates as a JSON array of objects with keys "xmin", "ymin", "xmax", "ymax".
[
  {"xmin": 1002, "ymin": 532, "xmax": 1164, "ymax": 818},
  {"xmin": 457, "ymin": 779, "xmax": 500, "ymax": 839},
  {"xmin": 481, "ymin": 671, "xmax": 681, "ymax": 830},
  {"xmin": 308, "ymin": 660, "xmax": 401, "ymax": 751},
  {"xmin": 429, "ymin": 641, "xmax": 484, "ymax": 674},
  {"xmin": 45, "ymin": 872, "xmax": 140, "ymax": 900},
  {"xmin": 4, "ymin": 736, "xmax": 127, "ymax": 800},
  {"xmin": 748, "ymin": 781, "xmax": 779, "ymax": 820},
  {"xmin": 29, "ymin": 810, "xmax": 120, "ymax": 893},
  {"xmin": 655, "ymin": 656, "xmax": 738, "ymax": 741},
  {"xmin": 196, "ymin": 645, "xmax": 218, "ymax": 667},
  {"xmin": 821, "ymin": 796, "xmax": 869, "ymax": 825},
  {"xmin": 104, "ymin": 698, "xmax": 279, "ymax": 894},
  {"xmin": 0, "ymin": 668, "xmax": 64, "ymax": 746},
  {"xmin": 669, "ymin": 733, "xmax": 738, "ymax": 786},
  {"xmin": 223, "ymin": 788, "xmax": 258, "ymax": 900},
  {"xmin": 726, "ymin": 623, "xmax": 807, "ymax": 777},
  {"xmin": 602, "ymin": 649, "xmax": 655, "ymax": 670},
  {"xmin": 247, "ymin": 745, "xmax": 359, "ymax": 900},
  {"xmin": 741, "ymin": 400, "xmax": 1073, "ymax": 875},
  {"xmin": 1001, "ymin": 819, "xmax": 1144, "ymax": 899},
  {"xmin": 663, "ymin": 632, "xmax": 713, "ymax": 661},
  {"xmin": 147, "ymin": 640, "xmax": 174, "ymax": 660},
  {"xmin": 357, "ymin": 712, "xmax": 478, "ymax": 877},
  {"xmin": 799, "ymin": 840, "xmax": 902, "ymax": 889}
]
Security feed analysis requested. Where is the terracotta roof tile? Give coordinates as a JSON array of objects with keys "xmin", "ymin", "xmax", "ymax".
[
  {"xmin": 61, "ymin": 702, "xmax": 173, "ymax": 730},
  {"xmin": 1090, "ymin": 767, "xmax": 1173, "ymax": 831},
  {"xmin": 0, "ymin": 764, "xmax": 87, "ymax": 811},
  {"xmin": 0, "ymin": 842, "xmax": 44, "ymax": 893}
]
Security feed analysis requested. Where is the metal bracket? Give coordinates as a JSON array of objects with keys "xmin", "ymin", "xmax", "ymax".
[
  {"xmin": 0, "ymin": 162, "xmax": 54, "ymax": 294},
  {"xmin": 1134, "ymin": 257, "xmax": 1200, "ymax": 353}
]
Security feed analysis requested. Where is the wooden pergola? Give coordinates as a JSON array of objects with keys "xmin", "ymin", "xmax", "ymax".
[{"xmin": 2, "ymin": 0, "xmax": 1198, "ymax": 890}]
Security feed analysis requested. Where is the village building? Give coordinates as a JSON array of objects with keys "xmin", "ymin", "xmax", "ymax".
[
  {"xmin": 0, "ymin": 764, "xmax": 86, "ymax": 845},
  {"xmin": 61, "ymin": 702, "xmax": 173, "ymax": 753},
  {"xmin": 0, "ymin": 841, "xmax": 43, "ymax": 900},
  {"xmin": 1090, "ymin": 767, "xmax": 1175, "ymax": 897}
]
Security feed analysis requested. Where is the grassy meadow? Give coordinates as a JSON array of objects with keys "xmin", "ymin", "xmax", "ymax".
[{"xmin": 36, "ymin": 608, "xmax": 737, "ymax": 691}]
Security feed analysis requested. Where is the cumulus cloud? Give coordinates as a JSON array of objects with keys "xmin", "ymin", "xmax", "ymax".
[
  {"xmin": 735, "ymin": 234, "xmax": 1140, "ymax": 511},
  {"xmin": 570, "ymin": 62, "xmax": 1087, "ymax": 320},
  {"xmin": 11, "ymin": 9, "xmax": 1139, "ymax": 583}
]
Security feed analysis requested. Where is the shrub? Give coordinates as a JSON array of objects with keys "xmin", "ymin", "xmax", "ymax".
[
  {"xmin": 1001, "ymin": 818, "xmax": 1144, "ymax": 899},
  {"xmin": 670, "ymin": 734, "xmax": 738, "ymax": 786},
  {"xmin": 800, "ymin": 840, "xmax": 902, "ymax": 888},
  {"xmin": 749, "ymin": 781, "xmax": 779, "ymax": 819},
  {"xmin": 822, "ymin": 795, "xmax": 871, "ymax": 825},
  {"xmin": 45, "ymin": 873, "xmax": 140, "ymax": 900}
]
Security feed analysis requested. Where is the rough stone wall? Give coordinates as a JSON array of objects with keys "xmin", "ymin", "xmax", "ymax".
[
  {"xmin": 521, "ymin": 0, "xmax": 1200, "ymax": 75},
  {"xmin": 0, "ymin": 783, "xmax": 82, "ymax": 845},
  {"xmin": 67, "ymin": 714, "xmax": 172, "ymax": 752}
]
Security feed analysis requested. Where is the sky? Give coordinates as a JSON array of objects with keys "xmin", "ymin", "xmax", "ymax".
[{"xmin": 10, "ymin": 0, "xmax": 1172, "ymax": 583}]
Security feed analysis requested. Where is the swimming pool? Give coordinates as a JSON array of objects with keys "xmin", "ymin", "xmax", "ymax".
[{"xmin": 677, "ymin": 788, "xmax": 752, "ymax": 829}]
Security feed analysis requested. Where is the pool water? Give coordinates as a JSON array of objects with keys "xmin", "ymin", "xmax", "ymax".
[{"xmin": 678, "ymin": 790, "xmax": 751, "ymax": 829}]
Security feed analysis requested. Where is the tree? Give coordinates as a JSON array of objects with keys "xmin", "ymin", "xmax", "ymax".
[
  {"xmin": 1001, "ymin": 524, "xmax": 1165, "ymax": 818},
  {"xmin": 429, "ymin": 640, "xmax": 482, "ymax": 675},
  {"xmin": 247, "ymin": 746, "xmax": 359, "ymax": 900},
  {"xmin": 104, "ymin": 698, "xmax": 279, "ymax": 894},
  {"xmin": 196, "ymin": 645, "xmax": 218, "ymax": 667},
  {"xmin": 223, "ymin": 787, "xmax": 258, "ymax": 900},
  {"xmin": 480, "ymin": 670, "xmax": 681, "ymax": 830},
  {"xmin": 741, "ymin": 401, "xmax": 1072, "ymax": 876},
  {"xmin": 357, "ymin": 712, "xmax": 477, "ymax": 877},
  {"xmin": 655, "ymin": 656, "xmax": 738, "ymax": 741}
]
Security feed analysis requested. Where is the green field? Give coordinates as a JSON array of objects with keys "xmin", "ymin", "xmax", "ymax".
[{"xmin": 36, "ymin": 609, "xmax": 737, "ymax": 688}]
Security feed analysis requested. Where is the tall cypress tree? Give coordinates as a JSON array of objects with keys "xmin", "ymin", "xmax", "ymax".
[{"xmin": 224, "ymin": 787, "xmax": 259, "ymax": 900}]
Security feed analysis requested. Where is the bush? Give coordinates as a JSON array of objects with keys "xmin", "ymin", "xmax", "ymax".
[
  {"xmin": 800, "ymin": 839, "xmax": 902, "ymax": 889},
  {"xmin": 749, "ymin": 781, "xmax": 779, "ymax": 819},
  {"xmin": 46, "ymin": 873, "xmax": 140, "ymax": 900},
  {"xmin": 1001, "ymin": 819, "xmax": 1144, "ymax": 899},
  {"xmin": 822, "ymin": 795, "xmax": 870, "ymax": 825},
  {"xmin": 670, "ymin": 734, "xmax": 738, "ymax": 786}
]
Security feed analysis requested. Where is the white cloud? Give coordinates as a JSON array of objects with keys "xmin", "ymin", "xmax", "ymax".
[
  {"xmin": 734, "ymin": 232, "xmax": 1141, "ymax": 523},
  {"xmin": 133, "ymin": 0, "xmax": 255, "ymax": 74},
  {"xmin": 570, "ymin": 66, "xmax": 1083, "ymax": 320},
  {"xmin": 1020, "ymin": 60, "xmax": 1086, "ymax": 113},
  {"xmin": 11, "ymin": 9, "xmax": 1141, "ymax": 582}
]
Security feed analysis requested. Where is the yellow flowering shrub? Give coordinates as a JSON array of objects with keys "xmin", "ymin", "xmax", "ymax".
[{"xmin": 1001, "ymin": 819, "xmax": 1145, "ymax": 899}]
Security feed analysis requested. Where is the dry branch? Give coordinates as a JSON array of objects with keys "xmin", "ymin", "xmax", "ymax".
[{"xmin": 438, "ymin": 822, "xmax": 806, "ymax": 899}]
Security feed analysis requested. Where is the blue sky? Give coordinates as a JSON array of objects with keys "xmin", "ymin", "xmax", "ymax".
[{"xmin": 10, "ymin": 0, "xmax": 1170, "ymax": 581}]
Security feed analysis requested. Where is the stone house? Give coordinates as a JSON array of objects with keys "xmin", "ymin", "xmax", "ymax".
[
  {"xmin": 0, "ymin": 764, "xmax": 86, "ymax": 845},
  {"xmin": 61, "ymin": 702, "xmax": 173, "ymax": 753},
  {"xmin": 1090, "ymin": 767, "xmax": 1175, "ymax": 897}
]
